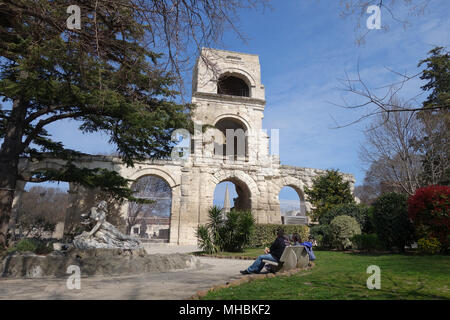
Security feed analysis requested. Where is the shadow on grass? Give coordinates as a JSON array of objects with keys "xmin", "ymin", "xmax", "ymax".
[{"xmin": 298, "ymin": 277, "xmax": 449, "ymax": 300}]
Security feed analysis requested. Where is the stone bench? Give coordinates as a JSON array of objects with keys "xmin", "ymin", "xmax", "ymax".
[{"xmin": 262, "ymin": 246, "xmax": 310, "ymax": 273}]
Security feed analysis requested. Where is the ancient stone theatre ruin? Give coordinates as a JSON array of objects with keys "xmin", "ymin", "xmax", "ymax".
[{"xmin": 16, "ymin": 48, "xmax": 355, "ymax": 245}]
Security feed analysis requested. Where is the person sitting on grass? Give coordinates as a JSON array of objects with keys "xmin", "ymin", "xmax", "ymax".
[{"xmin": 240, "ymin": 229, "xmax": 286, "ymax": 275}]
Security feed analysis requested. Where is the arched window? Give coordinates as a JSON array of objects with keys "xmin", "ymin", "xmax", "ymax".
[
  {"xmin": 128, "ymin": 175, "xmax": 172, "ymax": 241},
  {"xmin": 214, "ymin": 117, "xmax": 248, "ymax": 159},
  {"xmin": 217, "ymin": 75, "xmax": 250, "ymax": 97},
  {"xmin": 213, "ymin": 179, "xmax": 251, "ymax": 212},
  {"xmin": 278, "ymin": 186, "xmax": 307, "ymax": 225}
]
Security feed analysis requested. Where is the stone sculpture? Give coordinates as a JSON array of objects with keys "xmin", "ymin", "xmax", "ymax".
[{"xmin": 73, "ymin": 201, "xmax": 142, "ymax": 249}]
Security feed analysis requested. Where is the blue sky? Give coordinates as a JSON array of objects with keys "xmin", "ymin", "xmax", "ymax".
[{"xmin": 24, "ymin": 1, "xmax": 450, "ymax": 207}]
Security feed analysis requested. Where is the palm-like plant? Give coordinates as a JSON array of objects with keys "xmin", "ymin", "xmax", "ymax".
[
  {"xmin": 207, "ymin": 206, "xmax": 224, "ymax": 246},
  {"xmin": 195, "ymin": 206, "xmax": 255, "ymax": 253},
  {"xmin": 221, "ymin": 210, "xmax": 255, "ymax": 252},
  {"xmin": 195, "ymin": 224, "xmax": 217, "ymax": 254}
]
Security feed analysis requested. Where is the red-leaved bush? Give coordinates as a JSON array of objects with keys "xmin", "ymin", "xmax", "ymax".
[{"xmin": 408, "ymin": 185, "xmax": 450, "ymax": 248}]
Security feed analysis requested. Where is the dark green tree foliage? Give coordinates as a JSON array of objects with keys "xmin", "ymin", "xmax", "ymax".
[
  {"xmin": 0, "ymin": 0, "xmax": 193, "ymax": 246},
  {"xmin": 372, "ymin": 193, "xmax": 415, "ymax": 252},
  {"xmin": 309, "ymin": 224, "xmax": 330, "ymax": 247},
  {"xmin": 304, "ymin": 169, "xmax": 355, "ymax": 222},
  {"xmin": 351, "ymin": 233, "xmax": 383, "ymax": 252},
  {"xmin": 319, "ymin": 203, "xmax": 374, "ymax": 233},
  {"xmin": 419, "ymin": 47, "xmax": 450, "ymax": 113},
  {"xmin": 415, "ymin": 47, "xmax": 450, "ymax": 186}
]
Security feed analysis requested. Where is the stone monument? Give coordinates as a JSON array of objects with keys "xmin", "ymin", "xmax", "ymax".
[{"xmin": 73, "ymin": 201, "xmax": 142, "ymax": 250}]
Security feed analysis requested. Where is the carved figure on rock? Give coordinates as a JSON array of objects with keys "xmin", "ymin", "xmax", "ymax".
[{"xmin": 73, "ymin": 201, "xmax": 142, "ymax": 249}]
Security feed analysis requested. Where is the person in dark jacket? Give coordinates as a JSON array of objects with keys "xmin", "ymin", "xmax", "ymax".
[{"xmin": 240, "ymin": 229, "xmax": 286, "ymax": 274}]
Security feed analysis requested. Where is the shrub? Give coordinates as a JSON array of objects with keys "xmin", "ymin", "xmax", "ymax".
[
  {"xmin": 196, "ymin": 206, "xmax": 255, "ymax": 253},
  {"xmin": 408, "ymin": 185, "xmax": 450, "ymax": 250},
  {"xmin": 351, "ymin": 233, "xmax": 383, "ymax": 251},
  {"xmin": 14, "ymin": 238, "xmax": 38, "ymax": 252},
  {"xmin": 329, "ymin": 215, "xmax": 361, "ymax": 250},
  {"xmin": 418, "ymin": 237, "xmax": 442, "ymax": 254},
  {"xmin": 195, "ymin": 225, "xmax": 218, "ymax": 254},
  {"xmin": 206, "ymin": 206, "xmax": 224, "ymax": 248},
  {"xmin": 34, "ymin": 240, "xmax": 54, "ymax": 254},
  {"xmin": 248, "ymin": 224, "xmax": 310, "ymax": 248},
  {"xmin": 319, "ymin": 203, "xmax": 374, "ymax": 233},
  {"xmin": 220, "ymin": 210, "xmax": 255, "ymax": 252},
  {"xmin": 8, "ymin": 238, "xmax": 54, "ymax": 255},
  {"xmin": 309, "ymin": 224, "xmax": 330, "ymax": 247},
  {"xmin": 372, "ymin": 193, "xmax": 415, "ymax": 252}
]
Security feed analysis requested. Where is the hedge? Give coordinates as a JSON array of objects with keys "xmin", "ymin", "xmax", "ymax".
[
  {"xmin": 372, "ymin": 192, "xmax": 414, "ymax": 252},
  {"xmin": 351, "ymin": 233, "xmax": 383, "ymax": 252},
  {"xmin": 248, "ymin": 224, "xmax": 310, "ymax": 248}
]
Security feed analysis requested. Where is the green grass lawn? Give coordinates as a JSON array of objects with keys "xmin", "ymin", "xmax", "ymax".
[
  {"xmin": 194, "ymin": 247, "xmax": 264, "ymax": 259},
  {"xmin": 203, "ymin": 251, "xmax": 450, "ymax": 300}
]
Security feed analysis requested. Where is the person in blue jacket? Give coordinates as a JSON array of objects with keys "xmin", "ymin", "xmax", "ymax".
[{"xmin": 292, "ymin": 233, "xmax": 316, "ymax": 261}]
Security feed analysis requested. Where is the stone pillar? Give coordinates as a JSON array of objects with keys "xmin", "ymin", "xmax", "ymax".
[
  {"xmin": 177, "ymin": 168, "xmax": 199, "ymax": 245},
  {"xmin": 168, "ymin": 184, "xmax": 181, "ymax": 244},
  {"xmin": 193, "ymin": 121, "xmax": 204, "ymax": 161}
]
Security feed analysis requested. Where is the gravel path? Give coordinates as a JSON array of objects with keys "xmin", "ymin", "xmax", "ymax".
[{"xmin": 0, "ymin": 256, "xmax": 252, "ymax": 300}]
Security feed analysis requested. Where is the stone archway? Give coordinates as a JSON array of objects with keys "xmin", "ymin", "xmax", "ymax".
[
  {"xmin": 209, "ymin": 170, "xmax": 258, "ymax": 216},
  {"xmin": 126, "ymin": 167, "xmax": 181, "ymax": 244},
  {"xmin": 269, "ymin": 176, "xmax": 309, "ymax": 223},
  {"xmin": 128, "ymin": 175, "xmax": 172, "ymax": 242},
  {"xmin": 217, "ymin": 74, "xmax": 250, "ymax": 97},
  {"xmin": 273, "ymin": 177, "xmax": 306, "ymax": 203},
  {"xmin": 213, "ymin": 116, "xmax": 249, "ymax": 160},
  {"xmin": 217, "ymin": 67, "xmax": 257, "ymax": 93}
]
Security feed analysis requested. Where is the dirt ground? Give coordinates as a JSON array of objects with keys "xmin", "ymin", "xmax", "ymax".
[{"xmin": 0, "ymin": 256, "xmax": 252, "ymax": 300}]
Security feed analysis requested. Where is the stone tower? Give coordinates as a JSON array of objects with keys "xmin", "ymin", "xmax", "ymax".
[{"xmin": 191, "ymin": 48, "xmax": 272, "ymax": 166}]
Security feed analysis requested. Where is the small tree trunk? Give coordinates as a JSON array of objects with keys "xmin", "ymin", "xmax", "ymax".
[
  {"xmin": 0, "ymin": 187, "xmax": 15, "ymax": 247},
  {"xmin": 0, "ymin": 99, "xmax": 27, "ymax": 247},
  {"xmin": 0, "ymin": 157, "xmax": 21, "ymax": 247}
]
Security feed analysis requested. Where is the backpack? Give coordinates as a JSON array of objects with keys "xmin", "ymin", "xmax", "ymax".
[{"xmin": 300, "ymin": 241, "xmax": 316, "ymax": 261}]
